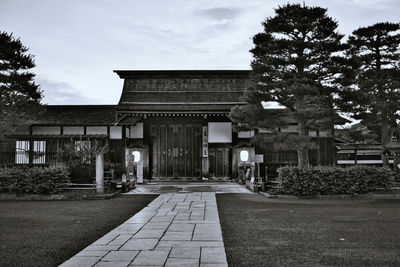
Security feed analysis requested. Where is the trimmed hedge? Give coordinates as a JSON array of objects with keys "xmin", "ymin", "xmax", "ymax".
[
  {"xmin": 0, "ymin": 166, "xmax": 70, "ymax": 194},
  {"xmin": 277, "ymin": 166, "xmax": 395, "ymax": 196}
]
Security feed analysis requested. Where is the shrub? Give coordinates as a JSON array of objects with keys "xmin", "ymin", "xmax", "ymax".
[
  {"xmin": 277, "ymin": 166, "xmax": 394, "ymax": 196},
  {"xmin": 0, "ymin": 166, "xmax": 70, "ymax": 194},
  {"xmin": 55, "ymin": 139, "xmax": 106, "ymax": 184}
]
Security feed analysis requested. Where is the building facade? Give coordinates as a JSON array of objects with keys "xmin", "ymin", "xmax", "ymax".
[{"xmin": 1, "ymin": 70, "xmax": 338, "ymax": 181}]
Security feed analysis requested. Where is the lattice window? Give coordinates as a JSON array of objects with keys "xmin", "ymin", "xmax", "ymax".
[
  {"xmin": 74, "ymin": 140, "xmax": 91, "ymax": 151},
  {"xmin": 33, "ymin": 141, "xmax": 46, "ymax": 164},
  {"xmin": 15, "ymin": 141, "xmax": 30, "ymax": 164},
  {"xmin": 74, "ymin": 140, "xmax": 92, "ymax": 163}
]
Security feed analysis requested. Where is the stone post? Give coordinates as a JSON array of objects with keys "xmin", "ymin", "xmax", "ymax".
[{"xmin": 96, "ymin": 152, "xmax": 104, "ymax": 194}]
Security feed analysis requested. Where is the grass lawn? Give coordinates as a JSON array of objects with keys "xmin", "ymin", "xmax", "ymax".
[
  {"xmin": 217, "ymin": 194, "xmax": 400, "ymax": 267},
  {"xmin": 0, "ymin": 195, "xmax": 157, "ymax": 267}
]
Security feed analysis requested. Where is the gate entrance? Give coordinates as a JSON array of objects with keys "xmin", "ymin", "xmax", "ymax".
[{"xmin": 150, "ymin": 124, "xmax": 202, "ymax": 179}]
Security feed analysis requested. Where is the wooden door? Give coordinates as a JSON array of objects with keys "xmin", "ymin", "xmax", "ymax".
[
  {"xmin": 151, "ymin": 124, "xmax": 201, "ymax": 178},
  {"xmin": 209, "ymin": 148, "xmax": 230, "ymax": 178}
]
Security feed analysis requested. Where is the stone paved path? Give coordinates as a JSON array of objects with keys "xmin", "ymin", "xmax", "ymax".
[{"xmin": 60, "ymin": 192, "xmax": 228, "ymax": 267}]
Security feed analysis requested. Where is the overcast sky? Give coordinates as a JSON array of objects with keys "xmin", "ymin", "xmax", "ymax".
[{"xmin": 1, "ymin": 0, "xmax": 399, "ymax": 105}]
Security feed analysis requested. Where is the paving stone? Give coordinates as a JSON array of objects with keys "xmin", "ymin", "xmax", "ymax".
[
  {"xmin": 174, "ymin": 207, "xmax": 190, "ymax": 212},
  {"xmin": 169, "ymin": 247, "xmax": 201, "ymax": 259},
  {"xmin": 75, "ymin": 250, "xmax": 109, "ymax": 257},
  {"xmin": 165, "ymin": 258, "xmax": 199, "ymax": 266},
  {"xmin": 168, "ymin": 223, "xmax": 195, "ymax": 232},
  {"xmin": 190, "ymin": 211, "xmax": 205, "ymax": 216},
  {"xmin": 108, "ymin": 234, "xmax": 133, "ymax": 245},
  {"xmin": 157, "ymin": 241, "xmax": 224, "ymax": 248},
  {"xmin": 200, "ymin": 247, "xmax": 227, "ymax": 264},
  {"xmin": 186, "ymin": 220, "xmax": 221, "ymax": 224},
  {"xmin": 59, "ymin": 256, "xmax": 101, "ymax": 267},
  {"xmin": 161, "ymin": 231, "xmax": 192, "ymax": 241},
  {"xmin": 133, "ymin": 229, "xmax": 164, "ymax": 239},
  {"xmin": 101, "ymin": 250, "xmax": 139, "ymax": 262},
  {"xmin": 190, "ymin": 215, "xmax": 205, "ymax": 220},
  {"xmin": 92, "ymin": 233, "xmax": 118, "ymax": 245},
  {"xmin": 85, "ymin": 244, "xmax": 120, "ymax": 251},
  {"xmin": 119, "ymin": 239, "xmax": 158, "ymax": 251},
  {"xmin": 194, "ymin": 224, "xmax": 221, "ymax": 232},
  {"xmin": 155, "ymin": 210, "xmax": 169, "ymax": 216},
  {"xmin": 149, "ymin": 216, "xmax": 175, "ymax": 223},
  {"xmin": 141, "ymin": 222, "xmax": 170, "ymax": 230},
  {"xmin": 192, "ymin": 232, "xmax": 223, "ymax": 241},
  {"xmin": 125, "ymin": 216, "xmax": 152, "ymax": 224},
  {"xmin": 153, "ymin": 245, "xmax": 172, "ymax": 251},
  {"xmin": 117, "ymin": 224, "xmax": 143, "ymax": 231},
  {"xmin": 95, "ymin": 261, "xmax": 130, "ymax": 267},
  {"xmin": 108, "ymin": 229, "xmax": 140, "ymax": 236},
  {"xmin": 130, "ymin": 250, "xmax": 169, "ymax": 266},
  {"xmin": 174, "ymin": 213, "xmax": 191, "ymax": 220},
  {"xmin": 205, "ymin": 216, "xmax": 220, "ymax": 221},
  {"xmin": 61, "ymin": 192, "xmax": 227, "ymax": 267}
]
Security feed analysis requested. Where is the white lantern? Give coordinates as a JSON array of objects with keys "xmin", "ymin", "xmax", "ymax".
[
  {"xmin": 132, "ymin": 151, "xmax": 141, "ymax": 163},
  {"xmin": 240, "ymin": 150, "xmax": 249, "ymax": 162}
]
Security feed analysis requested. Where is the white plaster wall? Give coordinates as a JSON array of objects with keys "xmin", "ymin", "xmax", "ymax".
[
  {"xmin": 86, "ymin": 126, "xmax": 107, "ymax": 135},
  {"xmin": 32, "ymin": 126, "xmax": 61, "ymax": 135},
  {"xmin": 110, "ymin": 126, "xmax": 122, "ymax": 139},
  {"xmin": 130, "ymin": 123, "xmax": 144, "ymax": 139},
  {"xmin": 208, "ymin": 122, "xmax": 232, "ymax": 143},
  {"xmin": 63, "ymin": 126, "xmax": 84, "ymax": 135}
]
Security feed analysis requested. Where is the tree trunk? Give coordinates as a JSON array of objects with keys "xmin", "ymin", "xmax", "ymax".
[
  {"xmin": 381, "ymin": 119, "xmax": 391, "ymax": 167},
  {"xmin": 297, "ymin": 147, "xmax": 310, "ymax": 168},
  {"xmin": 297, "ymin": 119, "xmax": 310, "ymax": 168}
]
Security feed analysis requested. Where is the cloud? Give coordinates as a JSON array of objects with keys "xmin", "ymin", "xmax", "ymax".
[
  {"xmin": 198, "ymin": 7, "xmax": 242, "ymax": 21},
  {"xmin": 37, "ymin": 77, "xmax": 97, "ymax": 105}
]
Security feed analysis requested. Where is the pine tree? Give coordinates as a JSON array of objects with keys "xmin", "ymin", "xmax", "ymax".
[
  {"xmin": 230, "ymin": 4, "xmax": 345, "ymax": 168},
  {"xmin": 0, "ymin": 31, "xmax": 43, "ymax": 140},
  {"xmin": 340, "ymin": 22, "xmax": 400, "ymax": 166}
]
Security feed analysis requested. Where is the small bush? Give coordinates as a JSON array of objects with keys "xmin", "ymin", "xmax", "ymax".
[
  {"xmin": 277, "ymin": 166, "xmax": 394, "ymax": 196},
  {"xmin": 0, "ymin": 166, "xmax": 70, "ymax": 194}
]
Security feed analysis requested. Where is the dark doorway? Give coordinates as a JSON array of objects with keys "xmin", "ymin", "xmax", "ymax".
[{"xmin": 150, "ymin": 124, "xmax": 202, "ymax": 178}]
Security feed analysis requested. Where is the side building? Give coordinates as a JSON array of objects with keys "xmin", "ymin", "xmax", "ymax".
[{"xmin": 1, "ymin": 70, "xmax": 339, "ymax": 181}]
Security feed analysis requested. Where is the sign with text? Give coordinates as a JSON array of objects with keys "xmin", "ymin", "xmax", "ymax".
[
  {"xmin": 255, "ymin": 154, "xmax": 264, "ymax": 163},
  {"xmin": 202, "ymin": 126, "xmax": 208, "ymax": 157}
]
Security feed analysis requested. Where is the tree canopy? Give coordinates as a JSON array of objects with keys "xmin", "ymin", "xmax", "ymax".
[
  {"xmin": 339, "ymin": 22, "xmax": 400, "ymax": 166},
  {"xmin": 230, "ymin": 3, "xmax": 345, "ymax": 168},
  {"xmin": 0, "ymin": 31, "xmax": 42, "ymax": 140}
]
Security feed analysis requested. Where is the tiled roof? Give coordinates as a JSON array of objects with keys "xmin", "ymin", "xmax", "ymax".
[
  {"xmin": 33, "ymin": 105, "xmax": 116, "ymax": 126},
  {"xmin": 114, "ymin": 70, "xmax": 251, "ymax": 112}
]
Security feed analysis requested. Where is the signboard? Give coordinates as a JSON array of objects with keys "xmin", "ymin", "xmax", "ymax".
[
  {"xmin": 202, "ymin": 126, "xmax": 208, "ymax": 157},
  {"xmin": 208, "ymin": 122, "xmax": 232, "ymax": 143},
  {"xmin": 255, "ymin": 154, "xmax": 264, "ymax": 163}
]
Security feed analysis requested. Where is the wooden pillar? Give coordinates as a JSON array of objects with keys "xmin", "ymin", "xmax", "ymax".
[
  {"xmin": 121, "ymin": 125, "xmax": 127, "ymax": 182},
  {"xmin": 28, "ymin": 139, "xmax": 34, "ymax": 166},
  {"xmin": 202, "ymin": 126, "xmax": 209, "ymax": 178},
  {"xmin": 96, "ymin": 153, "xmax": 104, "ymax": 193}
]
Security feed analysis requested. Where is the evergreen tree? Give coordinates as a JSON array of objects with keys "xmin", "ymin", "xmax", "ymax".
[
  {"xmin": 230, "ymin": 4, "xmax": 345, "ymax": 168},
  {"xmin": 0, "ymin": 31, "xmax": 42, "ymax": 140},
  {"xmin": 340, "ymin": 22, "xmax": 400, "ymax": 166}
]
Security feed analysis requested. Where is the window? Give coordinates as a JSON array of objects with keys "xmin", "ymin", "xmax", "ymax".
[
  {"xmin": 74, "ymin": 140, "xmax": 91, "ymax": 151},
  {"xmin": 33, "ymin": 141, "xmax": 46, "ymax": 164},
  {"xmin": 15, "ymin": 140, "xmax": 46, "ymax": 164},
  {"xmin": 74, "ymin": 140, "xmax": 91, "ymax": 163},
  {"xmin": 15, "ymin": 141, "xmax": 30, "ymax": 164}
]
